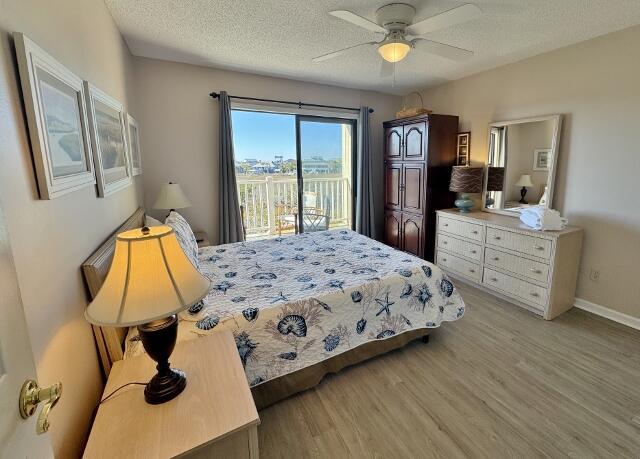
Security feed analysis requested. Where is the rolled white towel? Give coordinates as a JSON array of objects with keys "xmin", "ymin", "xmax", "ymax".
[{"xmin": 520, "ymin": 207, "xmax": 567, "ymax": 231}]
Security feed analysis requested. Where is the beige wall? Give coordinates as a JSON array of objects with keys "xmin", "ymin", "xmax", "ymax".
[
  {"xmin": 419, "ymin": 25, "xmax": 640, "ymax": 318},
  {"xmin": 0, "ymin": 0, "xmax": 141, "ymax": 456},
  {"xmin": 132, "ymin": 57, "xmax": 401, "ymax": 241}
]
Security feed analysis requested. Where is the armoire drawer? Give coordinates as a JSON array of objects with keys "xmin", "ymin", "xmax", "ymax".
[
  {"xmin": 437, "ymin": 233, "xmax": 482, "ymax": 261},
  {"xmin": 485, "ymin": 227, "xmax": 552, "ymax": 260},
  {"xmin": 438, "ymin": 217, "xmax": 483, "ymax": 242},
  {"xmin": 484, "ymin": 247, "xmax": 549, "ymax": 284},
  {"xmin": 483, "ymin": 267, "xmax": 548, "ymax": 308},
  {"xmin": 437, "ymin": 250, "xmax": 481, "ymax": 282}
]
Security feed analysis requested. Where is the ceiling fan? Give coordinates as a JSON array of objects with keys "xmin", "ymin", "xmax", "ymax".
[{"xmin": 313, "ymin": 3, "xmax": 481, "ymax": 75}]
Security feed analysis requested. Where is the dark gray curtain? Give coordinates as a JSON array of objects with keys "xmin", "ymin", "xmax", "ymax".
[
  {"xmin": 355, "ymin": 107, "xmax": 376, "ymax": 238},
  {"xmin": 218, "ymin": 91, "xmax": 245, "ymax": 243}
]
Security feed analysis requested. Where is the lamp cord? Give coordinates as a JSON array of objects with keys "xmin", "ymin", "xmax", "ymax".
[{"xmin": 99, "ymin": 382, "xmax": 146, "ymax": 405}]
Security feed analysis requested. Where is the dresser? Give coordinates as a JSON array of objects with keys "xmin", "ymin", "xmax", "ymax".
[
  {"xmin": 383, "ymin": 114, "xmax": 458, "ymax": 261},
  {"xmin": 435, "ymin": 209, "xmax": 583, "ymax": 319}
]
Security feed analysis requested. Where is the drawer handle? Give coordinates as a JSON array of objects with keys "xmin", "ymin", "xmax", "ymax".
[
  {"xmin": 471, "ymin": 230, "xmax": 478, "ymax": 234},
  {"xmin": 530, "ymin": 292, "xmax": 539, "ymax": 297},
  {"xmin": 492, "ymin": 257, "xmax": 499, "ymax": 261},
  {"xmin": 529, "ymin": 268, "xmax": 542, "ymax": 274},
  {"xmin": 442, "ymin": 258, "xmax": 447, "ymax": 262},
  {"xmin": 490, "ymin": 277, "xmax": 498, "ymax": 282},
  {"xmin": 443, "ymin": 241, "xmax": 448, "ymax": 244},
  {"xmin": 469, "ymin": 269, "xmax": 475, "ymax": 273},
  {"xmin": 533, "ymin": 245, "xmax": 544, "ymax": 251},
  {"xmin": 494, "ymin": 236, "xmax": 501, "ymax": 240},
  {"xmin": 471, "ymin": 250, "xmax": 477, "ymax": 254},
  {"xmin": 443, "ymin": 223, "xmax": 449, "ymax": 227}
]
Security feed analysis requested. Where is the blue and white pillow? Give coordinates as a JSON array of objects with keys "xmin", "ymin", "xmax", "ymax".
[{"xmin": 165, "ymin": 211, "xmax": 199, "ymax": 269}]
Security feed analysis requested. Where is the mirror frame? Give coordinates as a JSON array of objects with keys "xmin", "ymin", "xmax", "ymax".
[{"xmin": 482, "ymin": 114, "xmax": 563, "ymax": 216}]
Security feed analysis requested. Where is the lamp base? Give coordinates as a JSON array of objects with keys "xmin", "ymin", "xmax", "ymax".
[
  {"xmin": 454, "ymin": 193, "xmax": 474, "ymax": 213},
  {"xmin": 137, "ymin": 315, "xmax": 187, "ymax": 405},
  {"xmin": 519, "ymin": 186, "xmax": 528, "ymax": 204}
]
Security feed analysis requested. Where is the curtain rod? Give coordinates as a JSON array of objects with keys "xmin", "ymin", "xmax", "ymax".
[{"xmin": 209, "ymin": 91, "xmax": 374, "ymax": 114}]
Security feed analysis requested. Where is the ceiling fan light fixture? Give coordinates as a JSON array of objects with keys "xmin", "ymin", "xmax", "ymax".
[{"xmin": 378, "ymin": 39, "xmax": 411, "ymax": 63}]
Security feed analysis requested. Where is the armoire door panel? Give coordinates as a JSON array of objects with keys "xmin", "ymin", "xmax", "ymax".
[
  {"xmin": 402, "ymin": 164, "xmax": 424, "ymax": 214},
  {"xmin": 403, "ymin": 122, "xmax": 427, "ymax": 161},
  {"xmin": 384, "ymin": 211, "xmax": 402, "ymax": 250},
  {"xmin": 384, "ymin": 127, "xmax": 403, "ymax": 160},
  {"xmin": 402, "ymin": 214, "xmax": 424, "ymax": 258},
  {"xmin": 384, "ymin": 163, "xmax": 402, "ymax": 210}
]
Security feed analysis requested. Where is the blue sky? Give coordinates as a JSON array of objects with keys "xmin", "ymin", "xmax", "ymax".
[{"xmin": 231, "ymin": 110, "xmax": 344, "ymax": 161}]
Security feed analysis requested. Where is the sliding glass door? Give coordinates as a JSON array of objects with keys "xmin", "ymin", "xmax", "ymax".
[
  {"xmin": 297, "ymin": 116, "xmax": 355, "ymax": 233},
  {"xmin": 231, "ymin": 109, "xmax": 356, "ymax": 239}
]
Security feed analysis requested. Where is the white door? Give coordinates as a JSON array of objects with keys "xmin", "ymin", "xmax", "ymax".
[{"xmin": 0, "ymin": 200, "xmax": 53, "ymax": 457}]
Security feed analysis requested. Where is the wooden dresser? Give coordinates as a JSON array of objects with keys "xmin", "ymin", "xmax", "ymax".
[
  {"xmin": 435, "ymin": 209, "xmax": 583, "ymax": 319},
  {"xmin": 383, "ymin": 114, "xmax": 458, "ymax": 261}
]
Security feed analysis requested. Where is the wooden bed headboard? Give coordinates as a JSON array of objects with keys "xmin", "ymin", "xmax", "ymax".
[{"xmin": 82, "ymin": 207, "xmax": 145, "ymax": 377}]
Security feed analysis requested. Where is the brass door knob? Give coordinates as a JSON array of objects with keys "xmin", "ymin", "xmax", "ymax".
[{"xmin": 19, "ymin": 379, "xmax": 62, "ymax": 435}]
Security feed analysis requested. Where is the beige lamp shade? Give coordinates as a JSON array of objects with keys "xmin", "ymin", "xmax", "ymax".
[
  {"xmin": 153, "ymin": 182, "xmax": 191, "ymax": 210},
  {"xmin": 85, "ymin": 226, "xmax": 210, "ymax": 327},
  {"xmin": 515, "ymin": 174, "xmax": 534, "ymax": 188},
  {"xmin": 449, "ymin": 166, "xmax": 484, "ymax": 193}
]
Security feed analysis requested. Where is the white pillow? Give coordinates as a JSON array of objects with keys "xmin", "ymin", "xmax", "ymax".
[
  {"xmin": 165, "ymin": 211, "xmax": 199, "ymax": 269},
  {"xmin": 145, "ymin": 215, "xmax": 163, "ymax": 227}
]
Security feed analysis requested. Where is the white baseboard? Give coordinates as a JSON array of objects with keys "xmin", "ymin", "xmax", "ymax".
[{"xmin": 574, "ymin": 298, "xmax": 640, "ymax": 331}]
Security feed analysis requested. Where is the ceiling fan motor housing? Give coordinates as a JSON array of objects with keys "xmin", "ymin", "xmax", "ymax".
[{"xmin": 375, "ymin": 3, "xmax": 416, "ymax": 31}]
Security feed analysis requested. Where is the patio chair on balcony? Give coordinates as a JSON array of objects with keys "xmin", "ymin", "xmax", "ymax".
[
  {"xmin": 303, "ymin": 196, "xmax": 332, "ymax": 233},
  {"xmin": 275, "ymin": 200, "xmax": 297, "ymax": 236}
]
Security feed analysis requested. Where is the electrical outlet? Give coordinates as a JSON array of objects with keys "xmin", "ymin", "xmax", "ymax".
[{"xmin": 589, "ymin": 268, "xmax": 600, "ymax": 282}]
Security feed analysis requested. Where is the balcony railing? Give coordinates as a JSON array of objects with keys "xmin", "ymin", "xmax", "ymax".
[{"xmin": 237, "ymin": 174, "xmax": 351, "ymax": 238}]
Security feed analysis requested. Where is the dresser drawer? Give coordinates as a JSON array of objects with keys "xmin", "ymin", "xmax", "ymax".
[
  {"xmin": 483, "ymin": 267, "xmax": 548, "ymax": 308},
  {"xmin": 485, "ymin": 227, "xmax": 552, "ymax": 259},
  {"xmin": 484, "ymin": 247, "xmax": 549, "ymax": 284},
  {"xmin": 437, "ymin": 250, "xmax": 481, "ymax": 282},
  {"xmin": 437, "ymin": 233, "xmax": 482, "ymax": 261},
  {"xmin": 439, "ymin": 217, "xmax": 483, "ymax": 242}
]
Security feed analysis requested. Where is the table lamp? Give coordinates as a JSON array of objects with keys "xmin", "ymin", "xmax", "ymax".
[
  {"xmin": 85, "ymin": 226, "xmax": 209, "ymax": 404},
  {"xmin": 449, "ymin": 166, "xmax": 484, "ymax": 213},
  {"xmin": 153, "ymin": 182, "xmax": 192, "ymax": 214},
  {"xmin": 485, "ymin": 166, "xmax": 505, "ymax": 206},
  {"xmin": 515, "ymin": 174, "xmax": 534, "ymax": 204}
]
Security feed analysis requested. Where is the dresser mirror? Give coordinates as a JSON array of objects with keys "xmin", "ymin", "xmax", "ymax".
[{"xmin": 482, "ymin": 114, "xmax": 562, "ymax": 216}]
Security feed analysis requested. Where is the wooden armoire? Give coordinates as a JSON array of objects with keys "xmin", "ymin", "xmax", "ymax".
[{"xmin": 383, "ymin": 113, "xmax": 458, "ymax": 261}]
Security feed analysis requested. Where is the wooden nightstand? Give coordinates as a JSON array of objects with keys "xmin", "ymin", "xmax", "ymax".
[
  {"xmin": 83, "ymin": 331, "xmax": 259, "ymax": 458},
  {"xmin": 193, "ymin": 230, "xmax": 210, "ymax": 248}
]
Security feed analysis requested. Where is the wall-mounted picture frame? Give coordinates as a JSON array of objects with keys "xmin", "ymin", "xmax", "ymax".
[
  {"xmin": 456, "ymin": 132, "xmax": 470, "ymax": 166},
  {"xmin": 533, "ymin": 148, "xmax": 551, "ymax": 171},
  {"xmin": 126, "ymin": 114, "xmax": 142, "ymax": 176},
  {"xmin": 84, "ymin": 82, "xmax": 132, "ymax": 197},
  {"xmin": 13, "ymin": 33, "xmax": 96, "ymax": 199}
]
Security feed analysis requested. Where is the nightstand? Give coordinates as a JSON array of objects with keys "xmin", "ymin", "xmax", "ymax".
[
  {"xmin": 193, "ymin": 230, "xmax": 210, "ymax": 248},
  {"xmin": 83, "ymin": 331, "xmax": 259, "ymax": 458}
]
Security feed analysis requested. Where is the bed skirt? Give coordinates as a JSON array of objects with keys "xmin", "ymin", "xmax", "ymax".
[{"xmin": 251, "ymin": 329, "xmax": 428, "ymax": 410}]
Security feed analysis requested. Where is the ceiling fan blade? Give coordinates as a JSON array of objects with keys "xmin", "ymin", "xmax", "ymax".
[
  {"xmin": 411, "ymin": 39, "xmax": 473, "ymax": 61},
  {"xmin": 312, "ymin": 42, "xmax": 377, "ymax": 62},
  {"xmin": 329, "ymin": 10, "xmax": 387, "ymax": 34},
  {"xmin": 406, "ymin": 4, "xmax": 482, "ymax": 36},
  {"xmin": 380, "ymin": 60, "xmax": 394, "ymax": 78}
]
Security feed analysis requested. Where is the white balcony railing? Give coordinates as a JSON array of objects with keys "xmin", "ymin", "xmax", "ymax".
[{"xmin": 237, "ymin": 174, "xmax": 351, "ymax": 238}]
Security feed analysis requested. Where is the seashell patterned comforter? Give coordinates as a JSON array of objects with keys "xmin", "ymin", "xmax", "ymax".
[{"xmin": 125, "ymin": 229, "xmax": 465, "ymax": 387}]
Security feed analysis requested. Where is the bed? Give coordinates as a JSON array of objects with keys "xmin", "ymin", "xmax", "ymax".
[{"xmin": 83, "ymin": 208, "xmax": 465, "ymax": 408}]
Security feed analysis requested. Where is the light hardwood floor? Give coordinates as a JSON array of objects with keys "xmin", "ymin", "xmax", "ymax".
[{"xmin": 258, "ymin": 282, "xmax": 640, "ymax": 458}]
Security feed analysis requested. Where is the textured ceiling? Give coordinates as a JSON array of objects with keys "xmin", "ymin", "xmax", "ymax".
[{"xmin": 105, "ymin": 0, "xmax": 640, "ymax": 95}]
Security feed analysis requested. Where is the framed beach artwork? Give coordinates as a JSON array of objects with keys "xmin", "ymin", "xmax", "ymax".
[
  {"xmin": 456, "ymin": 132, "xmax": 470, "ymax": 166},
  {"xmin": 85, "ymin": 82, "xmax": 132, "ymax": 196},
  {"xmin": 126, "ymin": 114, "xmax": 142, "ymax": 176},
  {"xmin": 533, "ymin": 148, "xmax": 551, "ymax": 171},
  {"xmin": 13, "ymin": 33, "xmax": 95, "ymax": 199}
]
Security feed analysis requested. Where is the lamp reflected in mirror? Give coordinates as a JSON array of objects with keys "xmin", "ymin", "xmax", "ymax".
[{"xmin": 514, "ymin": 174, "xmax": 534, "ymax": 204}]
